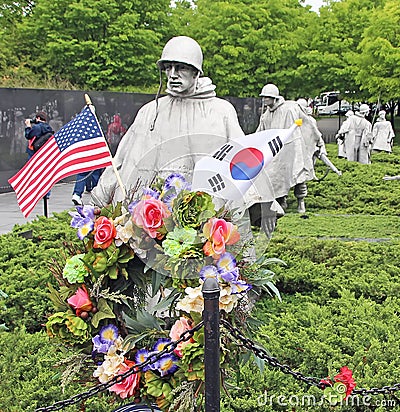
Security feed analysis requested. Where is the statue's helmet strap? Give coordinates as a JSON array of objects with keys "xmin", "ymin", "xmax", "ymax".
[
  {"xmin": 259, "ymin": 83, "xmax": 280, "ymax": 98},
  {"xmin": 157, "ymin": 36, "xmax": 203, "ymax": 74}
]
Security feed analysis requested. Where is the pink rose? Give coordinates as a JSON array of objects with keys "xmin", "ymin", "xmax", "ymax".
[
  {"xmin": 93, "ymin": 216, "xmax": 117, "ymax": 249},
  {"xmin": 203, "ymin": 218, "xmax": 240, "ymax": 258},
  {"xmin": 67, "ymin": 285, "xmax": 93, "ymax": 316},
  {"xmin": 169, "ymin": 317, "xmax": 194, "ymax": 357},
  {"xmin": 131, "ymin": 195, "xmax": 171, "ymax": 239},
  {"xmin": 109, "ymin": 359, "xmax": 140, "ymax": 399}
]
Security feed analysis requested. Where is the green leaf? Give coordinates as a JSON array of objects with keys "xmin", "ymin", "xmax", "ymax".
[{"xmin": 91, "ymin": 298, "xmax": 115, "ymax": 328}]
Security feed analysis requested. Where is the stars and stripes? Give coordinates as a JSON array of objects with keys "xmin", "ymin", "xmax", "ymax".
[{"xmin": 9, "ymin": 105, "xmax": 113, "ymax": 217}]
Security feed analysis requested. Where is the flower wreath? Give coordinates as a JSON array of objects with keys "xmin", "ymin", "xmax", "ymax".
[{"xmin": 45, "ymin": 173, "xmax": 290, "ymax": 410}]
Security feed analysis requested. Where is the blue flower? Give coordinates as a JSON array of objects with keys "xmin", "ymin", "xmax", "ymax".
[
  {"xmin": 69, "ymin": 205, "xmax": 95, "ymax": 239},
  {"xmin": 92, "ymin": 324, "xmax": 119, "ymax": 355},
  {"xmin": 164, "ymin": 173, "xmax": 191, "ymax": 193},
  {"xmin": 154, "ymin": 353, "xmax": 179, "ymax": 377}
]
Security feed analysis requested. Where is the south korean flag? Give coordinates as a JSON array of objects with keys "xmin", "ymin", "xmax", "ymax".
[{"xmin": 192, "ymin": 119, "xmax": 302, "ymax": 201}]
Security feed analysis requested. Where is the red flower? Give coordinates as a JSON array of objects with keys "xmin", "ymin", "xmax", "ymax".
[
  {"xmin": 334, "ymin": 366, "xmax": 356, "ymax": 399},
  {"xmin": 93, "ymin": 216, "xmax": 117, "ymax": 249},
  {"xmin": 67, "ymin": 285, "xmax": 93, "ymax": 316}
]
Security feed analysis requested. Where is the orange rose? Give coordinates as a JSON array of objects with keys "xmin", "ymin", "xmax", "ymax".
[
  {"xmin": 93, "ymin": 216, "xmax": 117, "ymax": 249},
  {"xmin": 203, "ymin": 218, "xmax": 240, "ymax": 258}
]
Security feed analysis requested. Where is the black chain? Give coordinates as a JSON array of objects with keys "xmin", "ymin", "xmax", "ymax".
[
  {"xmin": 221, "ymin": 319, "xmax": 400, "ymax": 396},
  {"xmin": 35, "ymin": 321, "xmax": 203, "ymax": 412},
  {"xmin": 221, "ymin": 319, "xmax": 323, "ymax": 388},
  {"xmin": 34, "ymin": 318, "xmax": 400, "ymax": 411}
]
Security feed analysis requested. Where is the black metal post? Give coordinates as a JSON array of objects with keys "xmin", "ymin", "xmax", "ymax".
[
  {"xmin": 202, "ymin": 277, "xmax": 220, "ymax": 412},
  {"xmin": 43, "ymin": 196, "xmax": 48, "ymax": 218}
]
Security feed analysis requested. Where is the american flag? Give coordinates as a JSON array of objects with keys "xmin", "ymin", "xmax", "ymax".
[{"xmin": 9, "ymin": 105, "xmax": 113, "ymax": 217}]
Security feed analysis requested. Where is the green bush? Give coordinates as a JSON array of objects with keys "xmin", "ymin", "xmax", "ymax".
[
  {"xmin": 0, "ymin": 329, "xmax": 118, "ymax": 411},
  {"xmin": 0, "ymin": 212, "xmax": 79, "ymax": 332}
]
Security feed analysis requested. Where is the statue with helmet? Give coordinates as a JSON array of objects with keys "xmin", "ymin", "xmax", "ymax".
[
  {"xmin": 336, "ymin": 110, "xmax": 353, "ymax": 158},
  {"xmin": 250, "ymin": 83, "xmax": 322, "ymax": 235},
  {"xmin": 336, "ymin": 103, "xmax": 372, "ymax": 163},
  {"xmin": 91, "ymin": 36, "xmax": 244, "ymax": 207}
]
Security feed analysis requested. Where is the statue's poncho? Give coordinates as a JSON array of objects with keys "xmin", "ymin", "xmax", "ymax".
[
  {"xmin": 252, "ymin": 97, "xmax": 319, "ymax": 201},
  {"xmin": 338, "ymin": 113, "xmax": 372, "ymax": 163},
  {"xmin": 91, "ymin": 78, "xmax": 244, "ymax": 207},
  {"xmin": 372, "ymin": 119, "xmax": 395, "ymax": 153}
]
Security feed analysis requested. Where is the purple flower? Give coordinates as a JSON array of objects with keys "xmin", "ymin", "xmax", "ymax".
[
  {"xmin": 152, "ymin": 337, "xmax": 171, "ymax": 353},
  {"xmin": 135, "ymin": 348, "xmax": 154, "ymax": 372},
  {"xmin": 230, "ymin": 279, "xmax": 252, "ymax": 294},
  {"xmin": 128, "ymin": 200, "xmax": 139, "ymax": 215},
  {"xmin": 217, "ymin": 253, "xmax": 239, "ymax": 282},
  {"xmin": 153, "ymin": 353, "xmax": 179, "ymax": 377},
  {"xmin": 164, "ymin": 173, "xmax": 190, "ymax": 193},
  {"xmin": 142, "ymin": 187, "xmax": 160, "ymax": 199},
  {"xmin": 217, "ymin": 253, "xmax": 237, "ymax": 273},
  {"xmin": 92, "ymin": 324, "xmax": 119, "ymax": 355},
  {"xmin": 162, "ymin": 191, "xmax": 177, "ymax": 211},
  {"xmin": 69, "ymin": 205, "xmax": 95, "ymax": 239},
  {"xmin": 199, "ymin": 265, "xmax": 219, "ymax": 281}
]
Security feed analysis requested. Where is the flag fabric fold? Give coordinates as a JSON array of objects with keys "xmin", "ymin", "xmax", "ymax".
[
  {"xmin": 9, "ymin": 105, "xmax": 113, "ymax": 217},
  {"xmin": 191, "ymin": 119, "xmax": 302, "ymax": 201}
]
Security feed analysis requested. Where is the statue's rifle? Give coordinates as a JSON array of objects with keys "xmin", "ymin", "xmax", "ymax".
[{"xmin": 315, "ymin": 153, "xmax": 342, "ymax": 181}]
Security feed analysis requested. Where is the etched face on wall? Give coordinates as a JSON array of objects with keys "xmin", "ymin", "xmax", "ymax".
[{"xmin": 164, "ymin": 62, "xmax": 198, "ymax": 95}]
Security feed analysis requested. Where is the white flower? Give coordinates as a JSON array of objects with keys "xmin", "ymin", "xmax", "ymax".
[
  {"xmin": 93, "ymin": 345, "xmax": 125, "ymax": 383},
  {"xmin": 115, "ymin": 219, "xmax": 135, "ymax": 246},
  {"xmin": 219, "ymin": 285, "xmax": 239, "ymax": 313},
  {"xmin": 176, "ymin": 286, "xmax": 204, "ymax": 313}
]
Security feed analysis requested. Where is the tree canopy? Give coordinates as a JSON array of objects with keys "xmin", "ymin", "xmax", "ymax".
[{"xmin": 0, "ymin": 0, "xmax": 398, "ymax": 104}]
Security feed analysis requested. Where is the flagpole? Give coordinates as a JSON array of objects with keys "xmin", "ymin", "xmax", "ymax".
[{"xmin": 84, "ymin": 94, "xmax": 127, "ymax": 199}]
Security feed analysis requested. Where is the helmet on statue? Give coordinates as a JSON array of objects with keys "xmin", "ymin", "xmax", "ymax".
[
  {"xmin": 157, "ymin": 36, "xmax": 203, "ymax": 74},
  {"xmin": 259, "ymin": 83, "xmax": 280, "ymax": 98},
  {"xmin": 297, "ymin": 98, "xmax": 308, "ymax": 108},
  {"xmin": 358, "ymin": 104, "xmax": 370, "ymax": 115}
]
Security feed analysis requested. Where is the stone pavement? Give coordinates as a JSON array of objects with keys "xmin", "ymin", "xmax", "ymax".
[{"xmin": 0, "ymin": 182, "xmax": 92, "ymax": 235}]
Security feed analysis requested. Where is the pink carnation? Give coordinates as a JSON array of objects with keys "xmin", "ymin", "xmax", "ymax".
[
  {"xmin": 169, "ymin": 317, "xmax": 194, "ymax": 357},
  {"xmin": 109, "ymin": 360, "xmax": 140, "ymax": 399}
]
